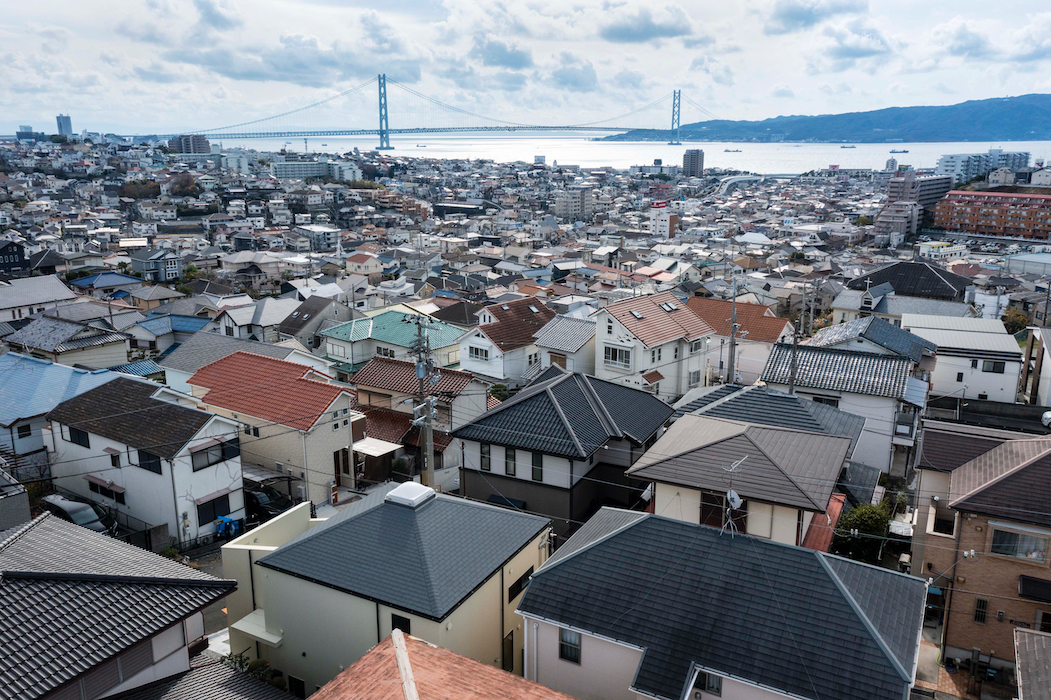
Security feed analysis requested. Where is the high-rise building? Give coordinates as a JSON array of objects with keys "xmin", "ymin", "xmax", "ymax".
[
  {"xmin": 56, "ymin": 114, "xmax": 72, "ymax": 137},
  {"xmin": 874, "ymin": 201, "xmax": 922, "ymax": 247},
  {"xmin": 936, "ymin": 148, "xmax": 1030, "ymax": 183},
  {"xmin": 886, "ymin": 171, "xmax": 953, "ymax": 212},
  {"xmin": 885, "ymin": 158, "xmax": 897, "ymax": 172},
  {"xmin": 682, "ymin": 149, "xmax": 704, "ymax": 177},
  {"xmin": 167, "ymin": 134, "xmax": 211, "ymax": 154},
  {"xmin": 552, "ymin": 187, "xmax": 593, "ymax": 222}
]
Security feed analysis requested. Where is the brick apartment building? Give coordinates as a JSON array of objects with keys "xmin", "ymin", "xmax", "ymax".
[
  {"xmin": 911, "ymin": 421, "xmax": 1051, "ymax": 672},
  {"xmin": 933, "ymin": 190, "xmax": 1051, "ymax": 239}
]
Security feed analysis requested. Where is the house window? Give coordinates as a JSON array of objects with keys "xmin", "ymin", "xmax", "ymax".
[
  {"xmin": 689, "ymin": 370, "xmax": 702, "ymax": 387},
  {"xmin": 197, "ymin": 493, "xmax": 231, "ymax": 524},
  {"xmin": 607, "ymin": 318, "xmax": 613, "ymax": 335},
  {"xmin": 252, "ymin": 426, "xmax": 260, "ymax": 438},
  {"xmin": 650, "ymin": 347, "xmax": 662, "ymax": 364},
  {"xmin": 974, "ymin": 598, "xmax": 988, "ymax": 624},
  {"xmin": 136, "ymin": 450, "xmax": 162, "ymax": 474},
  {"xmin": 332, "ymin": 422, "xmax": 339, "ymax": 430},
  {"xmin": 68, "ymin": 426, "xmax": 90, "ymax": 448},
  {"xmin": 508, "ymin": 566, "xmax": 534, "ymax": 602},
  {"xmin": 982, "ymin": 360, "xmax": 1006, "ymax": 374},
  {"xmin": 110, "ymin": 453, "xmax": 121, "ymax": 468},
  {"xmin": 673, "ymin": 346, "xmax": 679, "ymax": 360},
  {"xmin": 192, "ymin": 438, "xmax": 240, "ymax": 471},
  {"xmin": 991, "ymin": 529, "xmax": 1047, "ymax": 561},
  {"xmin": 811, "ymin": 396, "xmax": 839, "ymax": 408},
  {"xmin": 694, "ymin": 672, "xmax": 722, "ymax": 696},
  {"xmin": 16, "ymin": 424, "xmax": 31, "ymax": 440},
  {"xmin": 528, "ymin": 352, "xmax": 539, "ymax": 366},
  {"xmin": 115, "ymin": 492, "xmax": 126, "ymax": 505},
  {"xmin": 392, "ymin": 614, "xmax": 411, "ymax": 635},
  {"xmin": 480, "ymin": 443, "xmax": 491, "ymax": 471},
  {"xmin": 971, "ymin": 359, "xmax": 978, "ymax": 369},
  {"xmin": 690, "ymin": 339, "xmax": 704, "ymax": 353},
  {"xmin": 469, "ymin": 346, "xmax": 490, "ymax": 362},
  {"xmin": 287, "ymin": 676, "xmax": 306, "ymax": 700},
  {"xmin": 956, "ymin": 372, "xmax": 964, "ymax": 382},
  {"xmin": 376, "ymin": 346, "xmax": 395, "ymax": 358},
  {"xmin": 225, "ymin": 326, "xmax": 233, "ymax": 336},
  {"xmin": 532, "ymin": 452, "xmax": 543, "ymax": 481},
  {"xmin": 603, "ymin": 346, "xmax": 631, "ymax": 370},
  {"xmin": 505, "ymin": 448, "xmax": 516, "ymax": 476},
  {"xmin": 559, "ymin": 628, "xmax": 581, "ymax": 664}
]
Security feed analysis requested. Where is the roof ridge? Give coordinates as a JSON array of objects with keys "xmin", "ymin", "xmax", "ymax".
[
  {"xmin": 532, "ymin": 509, "xmax": 648, "ymax": 577},
  {"xmin": 0, "ymin": 512, "xmax": 46, "ymax": 552},
  {"xmin": 742, "ymin": 427, "xmax": 822, "ymax": 510},
  {"xmin": 576, "ymin": 375, "xmax": 622, "ymax": 440},
  {"xmin": 545, "ymin": 386, "xmax": 586, "ymax": 457},
  {"xmin": 0, "ymin": 570, "xmax": 235, "ymax": 587},
  {"xmin": 814, "ymin": 552, "xmax": 911, "ymax": 683},
  {"xmin": 949, "ymin": 441, "xmax": 1051, "ymax": 507}
]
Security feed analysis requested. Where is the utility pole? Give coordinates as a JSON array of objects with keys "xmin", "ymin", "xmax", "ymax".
[
  {"xmin": 789, "ymin": 285, "xmax": 804, "ymax": 395},
  {"xmin": 409, "ymin": 315, "xmax": 436, "ymax": 487},
  {"xmin": 807, "ymin": 279, "xmax": 817, "ymax": 336},
  {"xmin": 1044, "ymin": 277, "xmax": 1051, "ymax": 327}
]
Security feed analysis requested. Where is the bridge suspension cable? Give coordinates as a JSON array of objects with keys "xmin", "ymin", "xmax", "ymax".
[
  {"xmin": 197, "ymin": 76, "xmax": 378, "ymax": 134},
  {"xmin": 564, "ymin": 92, "xmax": 674, "ymax": 127},
  {"xmin": 682, "ymin": 94, "xmax": 720, "ymax": 122},
  {"xmin": 386, "ymin": 78, "xmax": 531, "ymax": 127}
]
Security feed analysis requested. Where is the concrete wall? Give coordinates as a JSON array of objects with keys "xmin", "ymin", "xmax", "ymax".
[
  {"xmin": 525, "ymin": 617, "xmax": 643, "ymax": 700},
  {"xmin": 656, "ymin": 484, "xmax": 803, "ymax": 545},
  {"xmin": 928, "ymin": 354, "xmax": 1021, "ymax": 402}
]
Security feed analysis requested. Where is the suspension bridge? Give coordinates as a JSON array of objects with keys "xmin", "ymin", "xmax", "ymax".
[{"xmin": 182, "ymin": 74, "xmax": 717, "ymax": 150}]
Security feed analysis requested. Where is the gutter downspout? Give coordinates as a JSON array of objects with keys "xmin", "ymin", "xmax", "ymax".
[
  {"xmin": 940, "ymin": 515, "xmax": 966, "ymax": 658},
  {"xmin": 500, "ymin": 566, "xmax": 505, "ymax": 671},
  {"xmin": 301, "ymin": 430, "xmax": 310, "ymax": 505},
  {"xmin": 168, "ymin": 458, "xmax": 181, "ymax": 543}
]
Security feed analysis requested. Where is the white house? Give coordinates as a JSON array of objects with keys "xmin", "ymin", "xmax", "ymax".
[
  {"xmin": 46, "ymin": 376, "xmax": 245, "ymax": 545},
  {"xmin": 909, "ymin": 326, "xmax": 1023, "ymax": 402},
  {"xmin": 458, "ymin": 298, "xmax": 557, "ymax": 387},
  {"xmin": 684, "ymin": 297, "xmax": 792, "ymax": 385},
  {"xmin": 533, "ymin": 315, "xmax": 596, "ymax": 375}
]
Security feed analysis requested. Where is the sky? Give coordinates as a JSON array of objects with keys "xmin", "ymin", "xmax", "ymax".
[{"xmin": 4, "ymin": 0, "xmax": 1051, "ymax": 135}]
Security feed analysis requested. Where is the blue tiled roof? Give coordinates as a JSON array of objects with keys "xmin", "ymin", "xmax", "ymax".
[
  {"xmin": 809, "ymin": 316, "xmax": 936, "ymax": 363},
  {"xmin": 69, "ymin": 272, "xmax": 142, "ymax": 288},
  {"xmin": 0, "ymin": 353, "xmax": 119, "ymax": 427},
  {"xmin": 109, "ymin": 359, "xmax": 165, "ymax": 377}
]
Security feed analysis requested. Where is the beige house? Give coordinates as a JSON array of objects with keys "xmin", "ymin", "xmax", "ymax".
[{"xmin": 222, "ymin": 482, "xmax": 551, "ymax": 696}]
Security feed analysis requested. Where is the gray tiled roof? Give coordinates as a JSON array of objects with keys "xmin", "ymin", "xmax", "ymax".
[
  {"xmin": 0, "ymin": 275, "xmax": 76, "ymax": 311},
  {"xmin": 108, "ymin": 654, "xmax": 290, "ymax": 700},
  {"xmin": 533, "ymin": 315, "xmax": 596, "ymax": 353},
  {"xmin": 257, "ymin": 493, "xmax": 548, "ymax": 620},
  {"xmin": 451, "ymin": 367, "xmax": 673, "ymax": 459},
  {"xmin": 1015, "ymin": 629, "xmax": 1051, "ymax": 700},
  {"xmin": 518, "ymin": 509, "xmax": 926, "ymax": 700},
  {"xmin": 158, "ymin": 331, "xmax": 297, "ymax": 373},
  {"xmin": 761, "ymin": 344, "xmax": 913, "ymax": 400},
  {"xmin": 628, "ymin": 416, "xmax": 849, "ymax": 511},
  {"xmin": 832, "ymin": 289, "xmax": 974, "ymax": 318},
  {"xmin": 948, "ymin": 438, "xmax": 1051, "ymax": 527},
  {"xmin": 4, "ymin": 316, "xmax": 129, "ymax": 353},
  {"xmin": 0, "ymin": 515, "xmax": 234, "ymax": 700},
  {"xmin": 809, "ymin": 316, "xmax": 936, "ymax": 363}
]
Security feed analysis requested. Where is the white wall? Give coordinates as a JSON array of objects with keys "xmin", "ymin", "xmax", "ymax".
[
  {"xmin": 928, "ymin": 354, "xmax": 1021, "ymax": 402},
  {"xmin": 525, "ymin": 617, "xmax": 643, "ymax": 700}
]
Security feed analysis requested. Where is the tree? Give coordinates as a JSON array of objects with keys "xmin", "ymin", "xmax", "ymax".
[
  {"xmin": 182, "ymin": 264, "xmax": 202, "ymax": 282},
  {"xmin": 831, "ymin": 501, "xmax": 890, "ymax": 564},
  {"xmin": 1002, "ymin": 309, "xmax": 1030, "ymax": 335},
  {"xmin": 49, "ymin": 135, "xmax": 68, "ymax": 144},
  {"xmin": 490, "ymin": 384, "xmax": 510, "ymax": 401},
  {"xmin": 171, "ymin": 172, "xmax": 200, "ymax": 197},
  {"xmin": 789, "ymin": 251, "xmax": 806, "ymax": 261},
  {"xmin": 855, "ymin": 215, "xmax": 872, "ymax": 226}
]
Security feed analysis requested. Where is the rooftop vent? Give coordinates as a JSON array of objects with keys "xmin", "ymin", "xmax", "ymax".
[
  {"xmin": 630, "ymin": 310, "xmax": 644, "ymax": 319},
  {"xmin": 501, "ymin": 305, "xmax": 510, "ymax": 310},
  {"xmin": 385, "ymin": 482, "xmax": 436, "ymax": 509}
]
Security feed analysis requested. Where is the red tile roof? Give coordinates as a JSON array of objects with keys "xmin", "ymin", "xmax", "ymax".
[
  {"xmin": 606, "ymin": 291, "xmax": 714, "ymax": 347},
  {"xmin": 800, "ymin": 492, "xmax": 846, "ymax": 552},
  {"xmin": 188, "ymin": 351, "xmax": 348, "ymax": 431},
  {"xmin": 353, "ymin": 357, "xmax": 479, "ymax": 397},
  {"xmin": 479, "ymin": 297, "xmax": 557, "ymax": 351},
  {"xmin": 354, "ymin": 405, "xmax": 451, "ymax": 453},
  {"xmin": 685, "ymin": 297, "xmax": 792, "ymax": 344}
]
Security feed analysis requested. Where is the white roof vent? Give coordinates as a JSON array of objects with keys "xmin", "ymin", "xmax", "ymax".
[{"xmin": 384, "ymin": 482, "xmax": 436, "ymax": 509}]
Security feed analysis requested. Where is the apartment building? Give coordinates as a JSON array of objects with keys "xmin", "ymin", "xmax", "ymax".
[
  {"xmin": 682, "ymin": 149, "xmax": 704, "ymax": 177},
  {"xmin": 886, "ymin": 171, "xmax": 954, "ymax": 211},
  {"xmin": 933, "ymin": 190, "xmax": 1051, "ymax": 239},
  {"xmin": 552, "ymin": 187, "xmax": 593, "ymax": 222},
  {"xmin": 936, "ymin": 148, "xmax": 1030, "ymax": 183}
]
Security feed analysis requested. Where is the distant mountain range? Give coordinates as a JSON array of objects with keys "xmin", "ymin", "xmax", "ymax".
[{"xmin": 603, "ymin": 94, "xmax": 1051, "ymax": 143}]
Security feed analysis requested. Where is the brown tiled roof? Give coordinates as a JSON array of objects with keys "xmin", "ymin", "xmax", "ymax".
[
  {"xmin": 353, "ymin": 357, "xmax": 479, "ymax": 397},
  {"xmin": 355, "ymin": 405, "xmax": 413, "ymax": 444},
  {"xmin": 486, "ymin": 394, "xmax": 501, "ymax": 410},
  {"xmin": 189, "ymin": 351, "xmax": 348, "ymax": 431},
  {"xmin": 800, "ymin": 492, "xmax": 845, "ymax": 552},
  {"xmin": 917, "ymin": 428, "xmax": 1006, "ymax": 472},
  {"xmin": 311, "ymin": 630, "xmax": 576, "ymax": 700},
  {"xmin": 685, "ymin": 297, "xmax": 791, "ymax": 344},
  {"xmin": 478, "ymin": 297, "xmax": 556, "ymax": 351},
  {"xmin": 606, "ymin": 291, "xmax": 714, "ymax": 348}
]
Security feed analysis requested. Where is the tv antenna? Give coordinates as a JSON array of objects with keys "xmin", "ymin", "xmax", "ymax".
[{"xmin": 720, "ymin": 456, "xmax": 747, "ymax": 538}]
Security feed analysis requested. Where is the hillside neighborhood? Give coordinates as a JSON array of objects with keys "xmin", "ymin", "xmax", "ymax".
[{"xmin": 3, "ymin": 136, "xmax": 1051, "ymax": 700}]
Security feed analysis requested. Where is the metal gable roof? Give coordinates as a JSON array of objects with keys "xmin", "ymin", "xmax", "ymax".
[
  {"xmin": 321, "ymin": 310, "xmax": 464, "ymax": 348},
  {"xmin": 518, "ymin": 511, "xmax": 926, "ymax": 700},
  {"xmin": 257, "ymin": 494, "xmax": 548, "ymax": 620},
  {"xmin": 533, "ymin": 315, "xmax": 596, "ymax": 353},
  {"xmin": 761, "ymin": 344, "xmax": 913, "ymax": 400},
  {"xmin": 809, "ymin": 316, "xmax": 936, "ymax": 363},
  {"xmin": 0, "ymin": 353, "xmax": 119, "ymax": 427}
]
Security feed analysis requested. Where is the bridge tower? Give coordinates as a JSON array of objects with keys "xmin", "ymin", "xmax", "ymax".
[
  {"xmin": 669, "ymin": 90, "xmax": 681, "ymax": 145},
  {"xmin": 377, "ymin": 74, "xmax": 393, "ymax": 150}
]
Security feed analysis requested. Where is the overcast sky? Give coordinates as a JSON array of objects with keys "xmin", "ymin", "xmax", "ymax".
[{"xmin": 4, "ymin": 0, "xmax": 1050, "ymax": 135}]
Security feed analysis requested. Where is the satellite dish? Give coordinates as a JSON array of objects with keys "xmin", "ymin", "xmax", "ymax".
[
  {"xmin": 726, "ymin": 489, "xmax": 742, "ymax": 511},
  {"xmin": 1042, "ymin": 411, "xmax": 1051, "ymax": 428}
]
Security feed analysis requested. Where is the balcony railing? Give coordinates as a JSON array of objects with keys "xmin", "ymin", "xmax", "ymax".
[{"xmin": 894, "ymin": 411, "xmax": 917, "ymax": 439}]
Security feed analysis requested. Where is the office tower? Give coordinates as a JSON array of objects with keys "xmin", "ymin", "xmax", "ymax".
[
  {"xmin": 56, "ymin": 114, "xmax": 73, "ymax": 137},
  {"xmin": 682, "ymin": 149, "xmax": 704, "ymax": 177}
]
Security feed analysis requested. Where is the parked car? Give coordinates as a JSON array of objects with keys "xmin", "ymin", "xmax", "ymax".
[
  {"xmin": 244, "ymin": 484, "xmax": 294, "ymax": 524},
  {"xmin": 41, "ymin": 494, "xmax": 117, "ymax": 534}
]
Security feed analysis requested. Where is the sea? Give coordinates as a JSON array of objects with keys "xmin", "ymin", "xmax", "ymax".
[{"xmin": 216, "ymin": 134, "xmax": 1051, "ymax": 173}]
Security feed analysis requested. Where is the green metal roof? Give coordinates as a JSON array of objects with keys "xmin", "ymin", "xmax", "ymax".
[{"xmin": 320, "ymin": 310, "xmax": 465, "ymax": 348}]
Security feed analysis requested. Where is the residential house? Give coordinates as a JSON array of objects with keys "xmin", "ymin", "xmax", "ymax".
[
  {"xmin": 276, "ymin": 295, "xmax": 361, "ymax": 351},
  {"xmin": 831, "ymin": 284, "xmax": 975, "ymax": 326},
  {"xmin": 761, "ymin": 344, "xmax": 929, "ymax": 473},
  {"xmin": 902, "ymin": 316, "xmax": 1023, "ymax": 402},
  {"xmin": 222, "ymin": 483, "xmax": 550, "ymax": 694},
  {"xmin": 593, "ymin": 291, "xmax": 714, "ymax": 401},
  {"xmin": 458, "ymin": 298, "xmax": 557, "ymax": 387},
  {"xmin": 0, "ymin": 274, "xmax": 76, "ymax": 322},
  {"xmin": 0, "ymin": 514, "xmax": 239, "ymax": 700},
  {"xmin": 0, "ymin": 353, "xmax": 119, "ymax": 481},
  {"xmin": 129, "ymin": 284, "xmax": 185, "ymax": 312},
  {"xmin": 847, "ymin": 260, "xmax": 972, "ymax": 301},
  {"xmin": 130, "ymin": 248, "xmax": 184, "ymax": 282},
  {"xmin": 911, "ymin": 421, "xmax": 1051, "ymax": 672},
  {"xmin": 453, "ymin": 366, "xmax": 673, "ymax": 537},
  {"xmin": 187, "ymin": 351, "xmax": 359, "ymax": 504},
  {"xmin": 311, "ymin": 629, "xmax": 576, "ymax": 700},
  {"xmin": 158, "ymin": 331, "xmax": 332, "ymax": 393},
  {"xmin": 69, "ymin": 271, "xmax": 145, "ymax": 299},
  {"xmin": 320, "ymin": 310, "xmax": 464, "ymax": 379},
  {"xmin": 533, "ymin": 315, "xmax": 596, "ymax": 375},
  {"xmin": 684, "ymin": 297, "xmax": 793, "ymax": 385},
  {"xmin": 517, "ymin": 507, "xmax": 927, "ymax": 700},
  {"xmin": 627, "ymin": 414, "xmax": 851, "ymax": 549},
  {"xmin": 345, "ymin": 252, "xmax": 384, "ymax": 281},
  {"xmin": 4, "ymin": 315, "xmax": 131, "ymax": 367},
  {"xmin": 216, "ymin": 297, "xmax": 302, "ymax": 342},
  {"xmin": 0, "ymin": 239, "xmax": 28, "ymax": 277},
  {"xmin": 46, "ymin": 376, "xmax": 246, "ymax": 545}
]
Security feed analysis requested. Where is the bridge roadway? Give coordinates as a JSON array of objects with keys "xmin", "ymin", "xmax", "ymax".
[{"xmin": 191, "ymin": 125, "xmax": 634, "ymax": 139}]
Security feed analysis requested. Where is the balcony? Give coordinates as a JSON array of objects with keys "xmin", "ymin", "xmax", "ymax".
[{"xmin": 892, "ymin": 411, "xmax": 918, "ymax": 445}]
